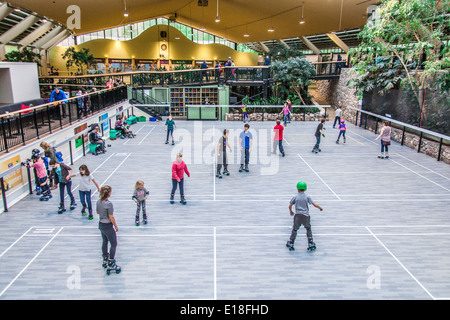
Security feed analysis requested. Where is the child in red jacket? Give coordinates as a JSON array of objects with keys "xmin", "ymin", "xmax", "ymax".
[{"xmin": 170, "ymin": 153, "xmax": 190, "ymax": 205}]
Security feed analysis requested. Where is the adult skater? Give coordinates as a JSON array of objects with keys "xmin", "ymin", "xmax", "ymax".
[
  {"xmin": 286, "ymin": 181, "xmax": 323, "ymax": 252},
  {"xmin": 216, "ymin": 129, "xmax": 232, "ymax": 178},
  {"xmin": 375, "ymin": 120, "xmax": 392, "ymax": 159},
  {"xmin": 239, "ymin": 123, "xmax": 253, "ymax": 172},
  {"xmin": 97, "ymin": 185, "xmax": 121, "ymax": 274}
]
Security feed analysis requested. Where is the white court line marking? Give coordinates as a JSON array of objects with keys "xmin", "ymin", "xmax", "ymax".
[
  {"xmin": 297, "ymin": 153, "xmax": 341, "ymax": 201},
  {"xmin": 124, "ymin": 124, "xmax": 147, "ymax": 145},
  {"xmin": 365, "ymin": 226, "xmax": 435, "ymax": 300},
  {"xmin": 138, "ymin": 125, "xmax": 156, "ymax": 145},
  {"xmin": 345, "ymin": 134, "xmax": 365, "ymax": 146},
  {"xmin": 394, "ymin": 153, "xmax": 450, "ymax": 181},
  {"xmin": 350, "ymin": 130, "xmax": 378, "ymax": 145},
  {"xmin": 64, "ymin": 152, "xmax": 116, "ymax": 200},
  {"xmin": 0, "ymin": 227, "xmax": 33, "ymax": 259},
  {"xmin": 283, "ymin": 137, "xmax": 291, "ymax": 146},
  {"xmin": 390, "ymin": 159, "xmax": 450, "ymax": 193},
  {"xmin": 0, "ymin": 227, "xmax": 64, "ymax": 298},
  {"xmin": 94, "ymin": 154, "xmax": 131, "ymax": 194},
  {"xmin": 214, "ymin": 226, "xmax": 217, "ymax": 300}
]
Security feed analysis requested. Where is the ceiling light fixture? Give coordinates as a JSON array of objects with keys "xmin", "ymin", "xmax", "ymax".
[
  {"xmin": 243, "ymin": 24, "xmax": 250, "ymax": 37},
  {"xmin": 123, "ymin": 0, "xmax": 128, "ymax": 17},
  {"xmin": 215, "ymin": 0, "xmax": 220, "ymax": 22},
  {"xmin": 299, "ymin": 1, "xmax": 305, "ymax": 24}
]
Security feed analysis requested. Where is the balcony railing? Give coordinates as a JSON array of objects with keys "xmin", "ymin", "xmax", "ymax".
[{"xmin": 0, "ymin": 86, "xmax": 127, "ymax": 153}]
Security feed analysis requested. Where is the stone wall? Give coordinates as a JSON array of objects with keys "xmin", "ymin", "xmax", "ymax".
[
  {"xmin": 225, "ymin": 112, "xmax": 329, "ymax": 122},
  {"xmin": 315, "ymin": 68, "xmax": 450, "ymax": 164}
]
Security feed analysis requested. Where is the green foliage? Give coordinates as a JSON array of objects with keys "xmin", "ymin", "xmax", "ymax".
[
  {"xmin": 62, "ymin": 47, "xmax": 95, "ymax": 74},
  {"xmin": 3, "ymin": 47, "xmax": 41, "ymax": 66},
  {"xmin": 349, "ymin": 0, "xmax": 450, "ymax": 101},
  {"xmin": 271, "ymin": 56, "xmax": 316, "ymax": 104}
]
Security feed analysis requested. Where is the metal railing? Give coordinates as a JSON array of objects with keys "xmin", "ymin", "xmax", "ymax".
[
  {"xmin": 0, "ymin": 86, "xmax": 128, "ymax": 153},
  {"xmin": 185, "ymin": 104, "xmax": 331, "ymax": 121},
  {"xmin": 0, "ymin": 103, "xmax": 136, "ymax": 212},
  {"xmin": 348, "ymin": 106, "xmax": 450, "ymax": 162},
  {"xmin": 38, "ymin": 62, "xmax": 345, "ymax": 89}
]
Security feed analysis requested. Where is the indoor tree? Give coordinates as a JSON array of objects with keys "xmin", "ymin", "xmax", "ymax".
[
  {"xmin": 348, "ymin": 0, "xmax": 450, "ymax": 125},
  {"xmin": 61, "ymin": 47, "xmax": 95, "ymax": 75}
]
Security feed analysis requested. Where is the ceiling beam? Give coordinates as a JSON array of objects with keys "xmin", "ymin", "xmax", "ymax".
[
  {"xmin": 41, "ymin": 30, "xmax": 71, "ymax": 50},
  {"xmin": 300, "ymin": 36, "xmax": 321, "ymax": 55},
  {"xmin": 0, "ymin": 14, "xmax": 40, "ymax": 44},
  {"xmin": 30, "ymin": 25, "xmax": 63, "ymax": 48},
  {"xmin": 326, "ymin": 33, "xmax": 350, "ymax": 53},
  {"xmin": 18, "ymin": 21, "xmax": 54, "ymax": 48},
  {"xmin": 278, "ymin": 39, "xmax": 290, "ymax": 49},
  {"xmin": 0, "ymin": 2, "xmax": 13, "ymax": 21},
  {"xmin": 258, "ymin": 41, "xmax": 269, "ymax": 53}
]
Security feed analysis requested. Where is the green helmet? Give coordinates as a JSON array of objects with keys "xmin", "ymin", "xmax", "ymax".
[{"xmin": 297, "ymin": 181, "xmax": 307, "ymax": 190}]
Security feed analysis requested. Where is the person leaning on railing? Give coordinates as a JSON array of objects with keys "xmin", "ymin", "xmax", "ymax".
[{"xmin": 49, "ymin": 87, "xmax": 68, "ymax": 117}]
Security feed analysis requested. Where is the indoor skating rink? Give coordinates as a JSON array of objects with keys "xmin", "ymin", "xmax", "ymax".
[{"xmin": 0, "ymin": 120, "xmax": 449, "ymax": 300}]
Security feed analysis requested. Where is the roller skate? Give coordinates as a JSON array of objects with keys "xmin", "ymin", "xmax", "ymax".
[
  {"xmin": 180, "ymin": 196, "xmax": 187, "ymax": 205},
  {"xmin": 171, "ymin": 141, "xmax": 175, "ymax": 146},
  {"xmin": 58, "ymin": 203, "xmax": 66, "ymax": 214},
  {"xmin": 106, "ymin": 259, "xmax": 121, "ymax": 275},
  {"xmin": 244, "ymin": 164, "xmax": 249, "ymax": 172},
  {"xmin": 81, "ymin": 206, "xmax": 87, "ymax": 216},
  {"xmin": 216, "ymin": 171, "xmax": 222, "ymax": 179},
  {"xmin": 170, "ymin": 194, "xmax": 175, "ymax": 204},
  {"xmin": 286, "ymin": 241, "xmax": 295, "ymax": 251},
  {"xmin": 307, "ymin": 241, "xmax": 316, "ymax": 252},
  {"xmin": 70, "ymin": 201, "xmax": 77, "ymax": 210},
  {"xmin": 102, "ymin": 255, "xmax": 109, "ymax": 268},
  {"xmin": 39, "ymin": 191, "xmax": 52, "ymax": 201},
  {"xmin": 135, "ymin": 216, "xmax": 140, "ymax": 226},
  {"xmin": 165, "ymin": 141, "xmax": 169, "ymax": 145},
  {"xmin": 143, "ymin": 215, "xmax": 148, "ymax": 225},
  {"xmin": 312, "ymin": 147, "xmax": 318, "ymax": 154},
  {"xmin": 35, "ymin": 186, "xmax": 42, "ymax": 196},
  {"xmin": 282, "ymin": 151, "xmax": 285, "ymax": 157},
  {"xmin": 239, "ymin": 165, "xmax": 244, "ymax": 172},
  {"xmin": 223, "ymin": 169, "xmax": 230, "ymax": 176}
]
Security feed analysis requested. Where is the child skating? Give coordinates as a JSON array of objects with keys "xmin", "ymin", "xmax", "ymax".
[
  {"xmin": 97, "ymin": 185, "xmax": 121, "ymax": 275},
  {"xmin": 280, "ymin": 103, "xmax": 291, "ymax": 127},
  {"xmin": 241, "ymin": 104, "xmax": 249, "ymax": 123},
  {"xmin": 49, "ymin": 159, "xmax": 77, "ymax": 214},
  {"xmin": 336, "ymin": 120, "xmax": 346, "ymax": 144},
  {"xmin": 216, "ymin": 129, "xmax": 232, "ymax": 178},
  {"xmin": 67, "ymin": 164, "xmax": 100, "ymax": 220},
  {"xmin": 23, "ymin": 154, "xmax": 52, "ymax": 201},
  {"xmin": 165, "ymin": 114, "xmax": 176, "ymax": 145},
  {"xmin": 171, "ymin": 153, "xmax": 190, "ymax": 205},
  {"xmin": 272, "ymin": 120, "xmax": 285, "ymax": 157},
  {"xmin": 286, "ymin": 181, "xmax": 323, "ymax": 251},
  {"xmin": 312, "ymin": 119, "xmax": 326, "ymax": 153},
  {"xmin": 132, "ymin": 180, "xmax": 149, "ymax": 226}
]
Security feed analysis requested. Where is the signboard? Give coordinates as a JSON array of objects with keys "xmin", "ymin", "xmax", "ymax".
[
  {"xmin": 0, "ymin": 155, "xmax": 22, "ymax": 195},
  {"xmin": 100, "ymin": 113, "xmax": 109, "ymax": 131},
  {"xmin": 74, "ymin": 123, "xmax": 88, "ymax": 149}
]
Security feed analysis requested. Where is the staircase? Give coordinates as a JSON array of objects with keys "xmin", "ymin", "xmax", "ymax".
[{"xmin": 128, "ymin": 86, "xmax": 166, "ymax": 121}]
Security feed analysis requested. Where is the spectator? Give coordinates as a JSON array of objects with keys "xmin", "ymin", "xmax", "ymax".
[
  {"xmin": 263, "ymin": 55, "xmax": 271, "ymax": 66},
  {"xmin": 50, "ymin": 87, "xmax": 68, "ymax": 117}
]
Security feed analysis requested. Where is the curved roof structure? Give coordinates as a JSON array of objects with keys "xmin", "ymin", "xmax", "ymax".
[{"xmin": 7, "ymin": 0, "xmax": 379, "ymax": 43}]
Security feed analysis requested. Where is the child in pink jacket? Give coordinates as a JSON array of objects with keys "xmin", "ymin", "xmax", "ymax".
[{"xmin": 170, "ymin": 153, "xmax": 190, "ymax": 205}]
